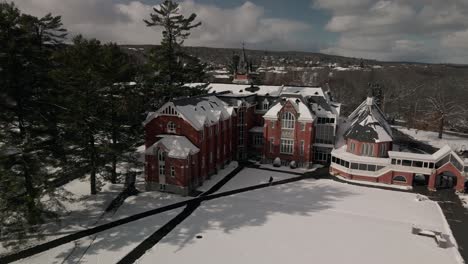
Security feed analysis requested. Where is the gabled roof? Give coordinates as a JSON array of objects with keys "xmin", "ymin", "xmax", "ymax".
[
  {"xmin": 344, "ymin": 97, "xmax": 393, "ymax": 143},
  {"xmin": 264, "ymin": 97, "xmax": 314, "ymax": 122},
  {"xmin": 146, "ymin": 135, "xmax": 199, "ymax": 159},
  {"xmin": 143, "ymin": 95, "xmax": 234, "ymax": 131}
]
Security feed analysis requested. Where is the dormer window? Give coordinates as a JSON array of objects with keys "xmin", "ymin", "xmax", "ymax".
[
  {"xmin": 167, "ymin": 122, "xmax": 176, "ymax": 133},
  {"xmin": 262, "ymin": 99, "xmax": 269, "ymax": 110}
]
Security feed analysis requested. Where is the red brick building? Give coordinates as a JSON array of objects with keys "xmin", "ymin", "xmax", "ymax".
[
  {"xmin": 330, "ymin": 96, "xmax": 468, "ymax": 192},
  {"xmin": 144, "ymin": 83, "xmax": 340, "ymax": 195}
]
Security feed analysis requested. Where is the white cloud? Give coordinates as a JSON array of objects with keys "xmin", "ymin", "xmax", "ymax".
[
  {"xmin": 13, "ymin": 0, "xmax": 312, "ymax": 50},
  {"xmin": 313, "ymin": 0, "xmax": 468, "ymax": 63}
]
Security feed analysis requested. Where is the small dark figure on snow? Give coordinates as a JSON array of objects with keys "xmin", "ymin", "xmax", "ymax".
[{"xmin": 269, "ymin": 177, "xmax": 273, "ymax": 185}]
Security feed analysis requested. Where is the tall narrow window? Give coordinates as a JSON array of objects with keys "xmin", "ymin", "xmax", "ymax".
[
  {"xmin": 170, "ymin": 167, "xmax": 175, "ymax": 177},
  {"xmin": 282, "ymin": 112, "xmax": 295, "ymax": 129},
  {"xmin": 270, "ymin": 138, "xmax": 274, "ymax": 153},
  {"xmin": 300, "ymin": 140, "xmax": 305, "ymax": 155},
  {"xmin": 167, "ymin": 122, "xmax": 176, "ymax": 133},
  {"xmin": 158, "ymin": 150, "xmax": 165, "ymax": 176},
  {"xmin": 280, "ymin": 139, "xmax": 294, "ymax": 154}
]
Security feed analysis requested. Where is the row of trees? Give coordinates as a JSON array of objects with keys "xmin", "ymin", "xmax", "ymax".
[{"xmin": 0, "ymin": 0, "xmax": 206, "ymax": 245}]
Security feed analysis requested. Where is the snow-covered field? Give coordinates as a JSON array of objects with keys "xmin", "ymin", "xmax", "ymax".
[
  {"xmin": 1, "ymin": 175, "xmax": 188, "ymax": 257},
  {"xmin": 139, "ymin": 177, "xmax": 462, "ymax": 264},
  {"xmin": 258, "ymin": 163, "xmax": 322, "ymax": 174},
  {"xmin": 7, "ymin": 169, "xmax": 463, "ymax": 264},
  {"xmin": 397, "ymin": 127, "xmax": 468, "ymax": 151},
  {"xmin": 218, "ymin": 168, "xmax": 298, "ymax": 192},
  {"xmin": 196, "ymin": 162, "xmax": 239, "ymax": 192}
]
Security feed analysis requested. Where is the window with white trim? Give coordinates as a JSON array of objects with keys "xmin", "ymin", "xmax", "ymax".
[
  {"xmin": 300, "ymin": 123, "xmax": 306, "ymax": 131},
  {"xmin": 270, "ymin": 138, "xmax": 274, "ymax": 153},
  {"xmin": 280, "ymin": 139, "xmax": 294, "ymax": 154},
  {"xmin": 170, "ymin": 166, "xmax": 175, "ymax": 177},
  {"xmin": 361, "ymin": 143, "xmax": 374, "ymax": 156},
  {"xmin": 350, "ymin": 142, "xmax": 355, "ymax": 152},
  {"xmin": 271, "ymin": 121, "xmax": 275, "ymax": 129},
  {"xmin": 262, "ymin": 99, "xmax": 269, "ymax": 110},
  {"xmin": 281, "ymin": 112, "xmax": 295, "ymax": 129},
  {"xmin": 300, "ymin": 140, "xmax": 305, "ymax": 155},
  {"xmin": 167, "ymin": 122, "xmax": 176, "ymax": 133},
  {"xmin": 158, "ymin": 150, "xmax": 165, "ymax": 176},
  {"xmin": 380, "ymin": 144, "xmax": 387, "ymax": 157}
]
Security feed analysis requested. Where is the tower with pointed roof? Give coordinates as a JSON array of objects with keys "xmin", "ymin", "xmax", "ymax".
[{"xmin": 233, "ymin": 43, "xmax": 253, "ymax": 84}]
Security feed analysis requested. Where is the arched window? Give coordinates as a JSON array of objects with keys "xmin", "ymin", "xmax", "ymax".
[
  {"xmin": 393, "ymin": 176, "xmax": 407, "ymax": 183},
  {"xmin": 167, "ymin": 122, "xmax": 176, "ymax": 133},
  {"xmin": 282, "ymin": 112, "xmax": 295, "ymax": 129},
  {"xmin": 158, "ymin": 150, "xmax": 166, "ymax": 176}
]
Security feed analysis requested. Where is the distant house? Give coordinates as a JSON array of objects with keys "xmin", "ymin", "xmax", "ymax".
[
  {"xmin": 330, "ymin": 95, "xmax": 468, "ymax": 192},
  {"xmin": 143, "ymin": 83, "xmax": 340, "ymax": 195}
]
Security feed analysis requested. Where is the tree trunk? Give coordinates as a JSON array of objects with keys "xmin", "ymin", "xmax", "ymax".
[
  {"xmin": 438, "ymin": 116, "xmax": 444, "ymax": 139},
  {"xmin": 90, "ymin": 134, "xmax": 97, "ymax": 195},
  {"xmin": 18, "ymin": 103, "xmax": 40, "ymax": 225}
]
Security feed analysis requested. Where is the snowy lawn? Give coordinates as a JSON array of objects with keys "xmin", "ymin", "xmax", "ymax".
[
  {"xmin": 197, "ymin": 162, "xmax": 239, "ymax": 192},
  {"xmin": 139, "ymin": 177, "xmax": 462, "ymax": 264},
  {"xmin": 1, "ymin": 175, "xmax": 188, "ymax": 257},
  {"xmin": 217, "ymin": 168, "xmax": 299, "ymax": 192},
  {"xmin": 10, "ymin": 175, "xmax": 189, "ymax": 263},
  {"xmin": 396, "ymin": 127, "xmax": 468, "ymax": 151},
  {"xmin": 258, "ymin": 163, "xmax": 322, "ymax": 174}
]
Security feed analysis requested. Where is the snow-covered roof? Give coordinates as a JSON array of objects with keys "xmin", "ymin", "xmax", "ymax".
[
  {"xmin": 344, "ymin": 97, "xmax": 393, "ymax": 143},
  {"xmin": 264, "ymin": 98, "xmax": 314, "ymax": 122},
  {"xmin": 144, "ymin": 95, "xmax": 234, "ymax": 131},
  {"xmin": 388, "ymin": 145, "xmax": 456, "ymax": 162},
  {"xmin": 187, "ymin": 83, "xmax": 325, "ymax": 99},
  {"xmin": 146, "ymin": 135, "xmax": 199, "ymax": 159}
]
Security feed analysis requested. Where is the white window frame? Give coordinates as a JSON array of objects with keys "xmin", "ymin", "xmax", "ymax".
[
  {"xmin": 280, "ymin": 139, "xmax": 294, "ymax": 154},
  {"xmin": 281, "ymin": 112, "xmax": 295, "ymax": 129},
  {"xmin": 300, "ymin": 140, "xmax": 305, "ymax": 155},
  {"xmin": 301, "ymin": 123, "xmax": 306, "ymax": 131},
  {"xmin": 167, "ymin": 122, "xmax": 176, "ymax": 133},
  {"xmin": 170, "ymin": 166, "xmax": 175, "ymax": 177},
  {"xmin": 158, "ymin": 150, "xmax": 165, "ymax": 176}
]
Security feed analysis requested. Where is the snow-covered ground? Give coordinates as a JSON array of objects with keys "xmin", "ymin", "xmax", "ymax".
[
  {"xmin": 217, "ymin": 168, "xmax": 298, "ymax": 192},
  {"xmin": 258, "ymin": 163, "xmax": 322, "ymax": 174},
  {"xmin": 196, "ymin": 162, "xmax": 239, "ymax": 192},
  {"xmin": 396, "ymin": 127, "xmax": 468, "ymax": 151},
  {"xmin": 458, "ymin": 194, "xmax": 468, "ymax": 209},
  {"xmin": 139, "ymin": 177, "xmax": 462, "ymax": 264},
  {"xmin": 1, "ymin": 175, "xmax": 188, "ymax": 257},
  {"xmin": 336, "ymin": 175, "xmax": 413, "ymax": 190}
]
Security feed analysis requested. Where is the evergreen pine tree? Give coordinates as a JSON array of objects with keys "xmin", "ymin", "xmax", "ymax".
[
  {"xmin": 144, "ymin": 0, "xmax": 207, "ymax": 101},
  {"xmin": 0, "ymin": 2, "xmax": 69, "ymax": 245}
]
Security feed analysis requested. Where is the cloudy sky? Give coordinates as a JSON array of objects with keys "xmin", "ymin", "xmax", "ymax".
[{"xmin": 13, "ymin": 0, "xmax": 468, "ymax": 64}]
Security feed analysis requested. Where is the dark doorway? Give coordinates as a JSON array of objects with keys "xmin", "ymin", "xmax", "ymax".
[
  {"xmin": 435, "ymin": 171, "xmax": 458, "ymax": 190},
  {"xmin": 413, "ymin": 174, "xmax": 429, "ymax": 186}
]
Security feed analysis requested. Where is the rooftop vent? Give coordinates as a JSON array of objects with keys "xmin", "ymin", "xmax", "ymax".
[
  {"xmin": 295, "ymin": 99, "xmax": 301, "ymax": 105},
  {"xmin": 314, "ymin": 91, "xmax": 319, "ymax": 95},
  {"xmin": 239, "ymin": 89, "xmax": 243, "ymax": 93}
]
